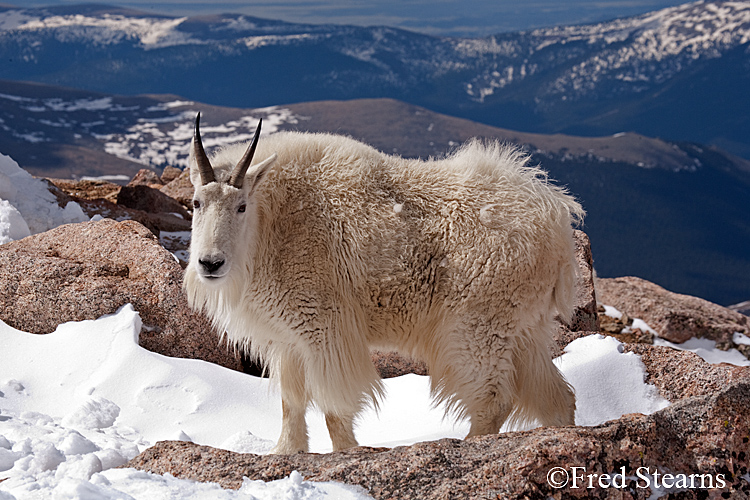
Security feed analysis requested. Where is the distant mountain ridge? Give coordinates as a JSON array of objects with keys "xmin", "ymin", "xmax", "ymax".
[
  {"xmin": 4, "ymin": 79, "xmax": 747, "ymax": 179},
  {"xmin": 1, "ymin": 1, "xmax": 748, "ymax": 158}
]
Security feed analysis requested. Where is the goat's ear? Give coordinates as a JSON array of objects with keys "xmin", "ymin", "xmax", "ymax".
[{"xmin": 246, "ymin": 153, "xmax": 278, "ymax": 192}]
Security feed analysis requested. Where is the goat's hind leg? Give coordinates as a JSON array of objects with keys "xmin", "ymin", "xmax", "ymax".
[
  {"xmin": 466, "ymin": 398, "xmax": 514, "ymax": 437},
  {"xmin": 514, "ymin": 325, "xmax": 576, "ymax": 428},
  {"xmin": 325, "ymin": 412, "xmax": 358, "ymax": 451},
  {"xmin": 462, "ymin": 368, "xmax": 516, "ymax": 437},
  {"xmin": 439, "ymin": 324, "xmax": 517, "ymax": 437}
]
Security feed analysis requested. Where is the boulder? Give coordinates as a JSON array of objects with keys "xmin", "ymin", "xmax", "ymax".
[
  {"xmin": 160, "ymin": 170, "xmax": 195, "ymax": 208},
  {"xmin": 47, "ymin": 177, "xmax": 191, "ymax": 237},
  {"xmin": 117, "ymin": 184, "xmax": 191, "ymax": 220},
  {"xmin": 624, "ymin": 343, "xmax": 750, "ymax": 402},
  {"xmin": 127, "ymin": 168, "xmax": 163, "ymax": 188},
  {"xmin": 597, "ymin": 276, "xmax": 749, "ymax": 346},
  {"xmin": 127, "ymin": 348, "xmax": 750, "ymax": 499},
  {"xmin": 48, "ymin": 178, "xmax": 121, "ymax": 203},
  {"xmin": 0, "ymin": 219, "xmax": 240, "ymax": 371},
  {"xmin": 160, "ymin": 165, "xmax": 183, "ymax": 184}
]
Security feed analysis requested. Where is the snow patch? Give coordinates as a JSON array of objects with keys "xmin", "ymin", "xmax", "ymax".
[
  {"xmin": 101, "ymin": 108, "xmax": 298, "ymax": 168},
  {"xmin": 554, "ymin": 335, "xmax": 670, "ymax": 425},
  {"xmin": 0, "ymin": 152, "xmax": 88, "ymax": 243},
  {"xmin": 630, "ymin": 318, "xmax": 658, "ymax": 335},
  {"xmin": 0, "ymin": 11, "xmax": 196, "ymax": 50},
  {"xmin": 602, "ymin": 304, "xmax": 623, "ymax": 319},
  {"xmin": 654, "ymin": 336, "xmax": 750, "ymax": 366},
  {"xmin": 733, "ymin": 332, "xmax": 750, "ymax": 346}
]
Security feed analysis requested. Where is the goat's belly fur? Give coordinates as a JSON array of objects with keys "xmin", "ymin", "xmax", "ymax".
[{"xmin": 184, "ymin": 132, "xmax": 583, "ymax": 452}]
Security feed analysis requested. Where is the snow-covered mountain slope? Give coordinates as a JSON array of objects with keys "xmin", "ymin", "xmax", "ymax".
[
  {"xmin": 461, "ymin": 1, "xmax": 750, "ymax": 102},
  {"xmin": 2, "ymin": 1, "xmax": 747, "ymax": 87},
  {"xmin": 1, "ymin": 1, "xmax": 748, "ymax": 158},
  {"xmin": 0, "ymin": 80, "xmax": 302, "ymax": 178}
]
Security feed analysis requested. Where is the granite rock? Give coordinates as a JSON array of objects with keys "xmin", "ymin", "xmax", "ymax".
[
  {"xmin": 565, "ymin": 230, "xmax": 600, "ymax": 333},
  {"xmin": 116, "ymin": 184, "xmax": 191, "ymax": 220},
  {"xmin": 160, "ymin": 170, "xmax": 195, "ymax": 208},
  {"xmin": 127, "ymin": 168, "xmax": 163, "ymax": 187},
  {"xmin": 597, "ymin": 276, "xmax": 748, "ymax": 346}
]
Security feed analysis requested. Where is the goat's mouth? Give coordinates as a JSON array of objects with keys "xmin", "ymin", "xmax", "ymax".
[
  {"xmin": 195, "ymin": 265, "xmax": 231, "ymax": 283},
  {"xmin": 199, "ymin": 271, "xmax": 229, "ymax": 282}
]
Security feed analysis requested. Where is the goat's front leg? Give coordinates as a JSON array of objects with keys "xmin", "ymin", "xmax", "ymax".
[
  {"xmin": 272, "ymin": 399, "xmax": 308, "ymax": 454},
  {"xmin": 271, "ymin": 354, "xmax": 309, "ymax": 454}
]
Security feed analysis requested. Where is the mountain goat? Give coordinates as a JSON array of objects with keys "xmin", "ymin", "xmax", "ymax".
[{"xmin": 184, "ymin": 113, "xmax": 583, "ymax": 454}]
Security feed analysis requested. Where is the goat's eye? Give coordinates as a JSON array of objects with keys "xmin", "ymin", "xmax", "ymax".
[
  {"xmin": 238, "ymin": 204, "xmax": 247, "ymax": 213},
  {"xmin": 193, "ymin": 200, "xmax": 201, "ymax": 209}
]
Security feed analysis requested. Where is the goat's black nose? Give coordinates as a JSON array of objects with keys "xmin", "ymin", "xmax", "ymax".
[{"xmin": 199, "ymin": 258, "xmax": 225, "ymax": 274}]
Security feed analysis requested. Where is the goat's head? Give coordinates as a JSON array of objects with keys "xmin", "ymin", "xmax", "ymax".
[{"xmin": 188, "ymin": 112, "xmax": 277, "ymax": 283}]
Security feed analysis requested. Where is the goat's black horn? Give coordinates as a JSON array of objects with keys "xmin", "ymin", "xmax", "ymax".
[
  {"xmin": 229, "ymin": 118, "xmax": 262, "ymax": 189},
  {"xmin": 193, "ymin": 112, "xmax": 216, "ymax": 186}
]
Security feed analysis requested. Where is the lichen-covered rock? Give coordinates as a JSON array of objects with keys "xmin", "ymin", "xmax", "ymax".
[
  {"xmin": 597, "ymin": 276, "xmax": 749, "ymax": 345},
  {"xmin": 0, "ymin": 218, "xmax": 240, "ymax": 371}
]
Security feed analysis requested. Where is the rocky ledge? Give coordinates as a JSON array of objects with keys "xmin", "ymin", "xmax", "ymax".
[{"xmin": 128, "ymin": 372, "xmax": 749, "ymax": 499}]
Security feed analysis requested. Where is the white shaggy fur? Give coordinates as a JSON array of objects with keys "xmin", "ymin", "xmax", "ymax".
[{"xmin": 184, "ymin": 129, "xmax": 584, "ymax": 454}]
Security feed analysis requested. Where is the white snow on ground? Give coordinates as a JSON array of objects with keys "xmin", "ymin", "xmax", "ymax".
[
  {"xmin": 601, "ymin": 304, "xmax": 623, "ymax": 319},
  {"xmin": 0, "ymin": 306, "xmax": 373, "ymax": 499},
  {"xmin": 554, "ymin": 334, "xmax": 669, "ymax": 426},
  {"xmin": 0, "ymin": 153, "xmax": 88, "ymax": 243},
  {"xmin": 1, "ymin": 304, "xmax": 672, "ymax": 498},
  {"xmin": 0, "ymin": 199, "xmax": 30, "ymax": 244}
]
